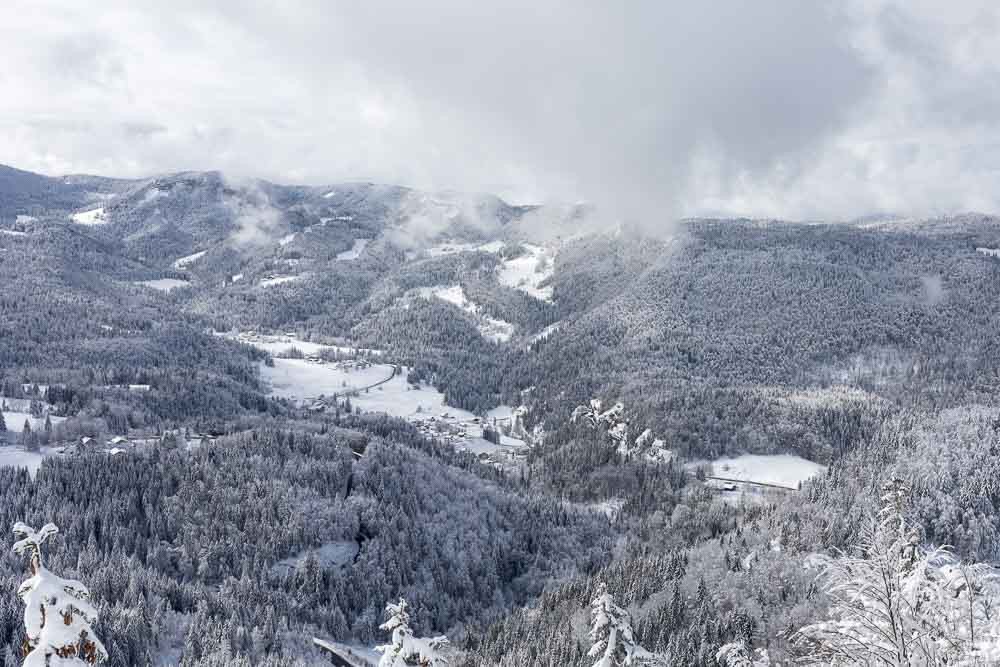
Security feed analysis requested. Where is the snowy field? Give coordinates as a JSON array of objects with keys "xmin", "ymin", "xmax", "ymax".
[
  {"xmin": 0, "ymin": 229, "xmax": 28, "ymax": 237},
  {"xmin": 172, "ymin": 250, "xmax": 206, "ymax": 269},
  {"xmin": 279, "ymin": 233, "xmax": 296, "ymax": 247},
  {"xmin": 70, "ymin": 207, "xmax": 107, "ymax": 225},
  {"xmin": 260, "ymin": 275, "xmax": 301, "ymax": 288},
  {"xmin": 219, "ymin": 332, "xmax": 381, "ymax": 358},
  {"xmin": 2, "ymin": 411, "xmax": 66, "ymax": 433},
  {"xmin": 460, "ymin": 432, "xmax": 527, "ymax": 455},
  {"xmin": 414, "ymin": 285, "xmax": 514, "ymax": 342},
  {"xmin": 260, "ymin": 359, "xmax": 394, "ymax": 400},
  {"xmin": 705, "ymin": 454, "xmax": 826, "ymax": 488},
  {"xmin": 422, "ymin": 239, "xmax": 503, "ymax": 258},
  {"xmin": 271, "ymin": 541, "xmax": 359, "ymax": 576},
  {"xmin": 495, "ymin": 243, "xmax": 554, "ymax": 301},
  {"xmin": 3, "ymin": 410, "xmax": 66, "ymax": 433},
  {"xmin": 336, "ymin": 238, "xmax": 369, "ymax": 261},
  {"xmin": 486, "ymin": 404, "xmax": 516, "ymax": 421},
  {"xmin": 351, "ymin": 370, "xmax": 476, "ymax": 420},
  {"xmin": 0, "ymin": 446, "xmax": 60, "ymax": 479},
  {"xmin": 135, "ymin": 278, "xmax": 190, "ymax": 291}
]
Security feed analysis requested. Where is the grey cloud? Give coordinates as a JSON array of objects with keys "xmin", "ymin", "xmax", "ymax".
[{"xmin": 1, "ymin": 1, "xmax": 999, "ymax": 226}]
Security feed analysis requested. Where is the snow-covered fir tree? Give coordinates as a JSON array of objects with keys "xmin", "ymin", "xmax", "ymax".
[
  {"xmin": 12, "ymin": 521, "xmax": 107, "ymax": 666},
  {"xmin": 587, "ymin": 583, "xmax": 659, "ymax": 667},
  {"xmin": 716, "ymin": 641, "xmax": 770, "ymax": 667},
  {"xmin": 794, "ymin": 478, "xmax": 1000, "ymax": 665},
  {"xmin": 375, "ymin": 598, "xmax": 449, "ymax": 666}
]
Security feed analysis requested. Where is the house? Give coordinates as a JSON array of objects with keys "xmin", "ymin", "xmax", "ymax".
[{"xmin": 75, "ymin": 437, "xmax": 97, "ymax": 455}]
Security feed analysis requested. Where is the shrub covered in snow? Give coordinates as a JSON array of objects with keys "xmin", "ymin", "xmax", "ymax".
[{"xmin": 376, "ymin": 598, "xmax": 449, "ymax": 666}]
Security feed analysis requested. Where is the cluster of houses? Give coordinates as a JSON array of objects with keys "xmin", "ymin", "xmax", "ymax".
[
  {"xmin": 52, "ymin": 430, "xmax": 218, "ymax": 457},
  {"xmin": 408, "ymin": 411, "xmax": 530, "ymax": 467}
]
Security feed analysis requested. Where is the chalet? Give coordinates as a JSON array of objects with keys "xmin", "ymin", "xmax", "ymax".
[{"xmin": 75, "ymin": 437, "xmax": 97, "ymax": 455}]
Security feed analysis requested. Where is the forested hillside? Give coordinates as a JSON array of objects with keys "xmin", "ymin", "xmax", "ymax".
[{"xmin": 3, "ymin": 165, "xmax": 1000, "ymax": 664}]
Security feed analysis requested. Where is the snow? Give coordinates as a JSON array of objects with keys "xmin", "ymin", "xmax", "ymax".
[
  {"xmin": 351, "ymin": 369, "xmax": 476, "ymax": 420},
  {"xmin": 15, "ymin": 215, "xmax": 36, "ymax": 224},
  {"xmin": 272, "ymin": 541, "xmax": 359, "ymax": 575},
  {"xmin": 136, "ymin": 278, "xmax": 190, "ymax": 291},
  {"xmin": 141, "ymin": 188, "xmax": 167, "ymax": 204},
  {"xmin": 279, "ymin": 233, "xmax": 296, "ymax": 247},
  {"xmin": 414, "ymin": 285, "xmax": 514, "ymax": 342},
  {"xmin": 3, "ymin": 412, "xmax": 66, "ymax": 433},
  {"xmin": 977, "ymin": 247, "xmax": 1000, "ymax": 258},
  {"xmin": 69, "ymin": 207, "xmax": 107, "ymax": 225},
  {"xmin": 590, "ymin": 498, "xmax": 626, "ymax": 520},
  {"xmin": 779, "ymin": 386, "xmax": 873, "ymax": 409},
  {"xmin": 260, "ymin": 359, "xmax": 395, "ymax": 400},
  {"xmin": 172, "ymin": 250, "xmax": 206, "ymax": 269},
  {"xmin": 485, "ymin": 405, "xmax": 516, "ymax": 421},
  {"xmin": 423, "ymin": 239, "xmax": 504, "ymax": 258},
  {"xmin": 336, "ymin": 238, "xmax": 370, "ymax": 261},
  {"xmin": 425, "ymin": 242, "xmax": 481, "ymax": 257},
  {"xmin": 495, "ymin": 243, "xmax": 555, "ymax": 301},
  {"xmin": 323, "ymin": 190, "xmax": 336, "ymax": 198},
  {"xmin": 460, "ymin": 433, "xmax": 527, "ymax": 456},
  {"xmin": 231, "ymin": 273, "xmax": 244, "ymax": 282},
  {"xmin": 259, "ymin": 275, "xmax": 301, "ymax": 288},
  {"xmin": 477, "ymin": 240, "xmax": 505, "ymax": 253},
  {"xmin": 529, "ymin": 322, "xmax": 562, "ymax": 345},
  {"xmin": 0, "ymin": 445, "xmax": 64, "ymax": 480},
  {"xmin": 418, "ymin": 284, "xmax": 466, "ymax": 308},
  {"xmin": 313, "ymin": 639, "xmax": 378, "ymax": 666},
  {"xmin": 0, "ymin": 229, "xmax": 28, "ymax": 237},
  {"xmin": 703, "ymin": 454, "xmax": 826, "ymax": 489},
  {"xmin": 15, "ymin": 546, "xmax": 107, "ymax": 665},
  {"xmin": 220, "ymin": 331, "xmax": 382, "ymax": 357},
  {"xmin": 0, "ymin": 449, "xmax": 45, "ymax": 478}
]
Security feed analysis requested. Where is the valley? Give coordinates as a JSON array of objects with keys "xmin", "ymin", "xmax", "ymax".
[{"xmin": 2, "ymin": 164, "xmax": 1000, "ymax": 665}]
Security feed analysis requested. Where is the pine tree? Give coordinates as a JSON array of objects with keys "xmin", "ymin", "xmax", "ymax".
[
  {"xmin": 0, "ymin": 410, "xmax": 6, "ymax": 437},
  {"xmin": 587, "ymin": 583, "xmax": 659, "ymax": 666},
  {"xmin": 716, "ymin": 641, "xmax": 770, "ymax": 667},
  {"xmin": 11, "ymin": 521, "xmax": 108, "ymax": 665},
  {"xmin": 794, "ymin": 478, "xmax": 1000, "ymax": 664},
  {"xmin": 375, "ymin": 598, "xmax": 449, "ymax": 666},
  {"xmin": 21, "ymin": 420, "xmax": 36, "ymax": 451}
]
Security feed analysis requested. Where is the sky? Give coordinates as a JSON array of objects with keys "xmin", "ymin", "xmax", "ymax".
[{"xmin": 2, "ymin": 1, "xmax": 1000, "ymax": 225}]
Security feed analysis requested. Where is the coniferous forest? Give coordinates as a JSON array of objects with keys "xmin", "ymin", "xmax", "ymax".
[{"xmin": 3, "ymin": 163, "xmax": 1000, "ymax": 665}]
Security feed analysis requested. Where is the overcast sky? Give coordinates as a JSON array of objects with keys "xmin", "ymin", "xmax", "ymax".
[{"xmin": 3, "ymin": 1, "xmax": 1000, "ymax": 224}]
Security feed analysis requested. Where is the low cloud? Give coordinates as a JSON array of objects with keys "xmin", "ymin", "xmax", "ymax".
[
  {"xmin": 225, "ymin": 179, "xmax": 284, "ymax": 248},
  {"xmin": 2, "ymin": 1, "xmax": 1000, "ymax": 228}
]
